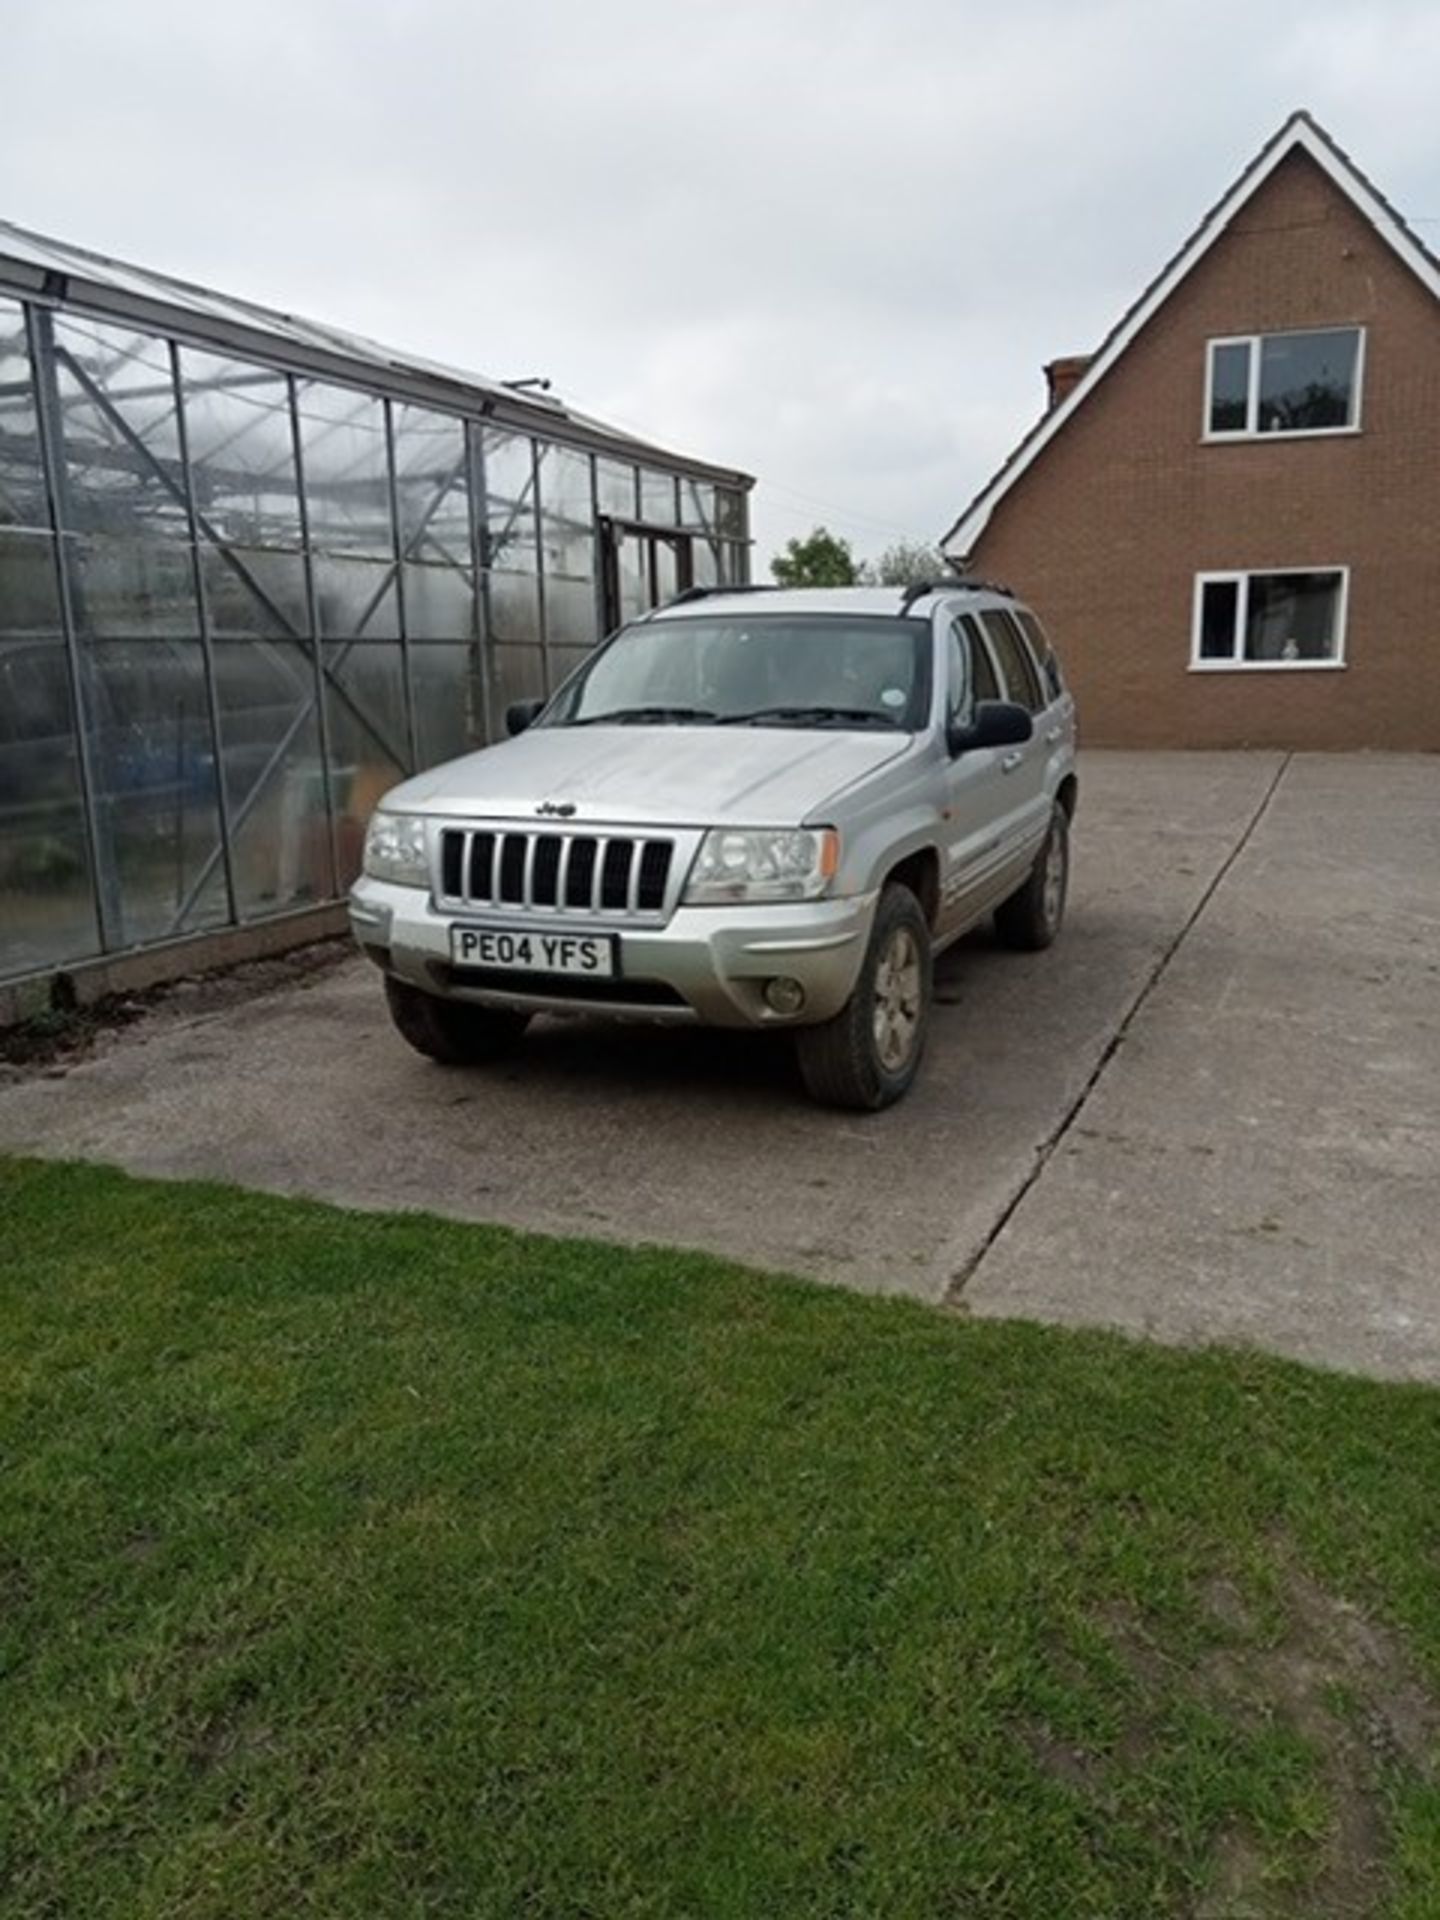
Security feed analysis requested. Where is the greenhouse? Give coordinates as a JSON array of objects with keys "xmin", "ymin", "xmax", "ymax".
[{"xmin": 0, "ymin": 220, "xmax": 752, "ymax": 989}]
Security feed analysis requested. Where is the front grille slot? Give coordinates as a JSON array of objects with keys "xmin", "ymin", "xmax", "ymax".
[
  {"xmin": 637, "ymin": 841, "xmax": 671, "ymax": 910},
  {"xmin": 498, "ymin": 835, "xmax": 526, "ymax": 903},
  {"xmin": 468, "ymin": 831, "xmax": 495, "ymax": 902},
  {"xmin": 438, "ymin": 826, "xmax": 677, "ymax": 921},
  {"xmin": 441, "ymin": 832, "xmax": 463, "ymax": 897},
  {"xmin": 565, "ymin": 839, "xmax": 597, "ymax": 908},
  {"xmin": 532, "ymin": 835, "xmax": 562, "ymax": 906},
  {"xmin": 601, "ymin": 841, "xmax": 631, "ymax": 910}
]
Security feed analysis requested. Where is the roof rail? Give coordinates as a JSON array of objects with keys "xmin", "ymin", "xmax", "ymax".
[
  {"xmin": 662, "ymin": 583, "xmax": 779, "ymax": 610},
  {"xmin": 897, "ymin": 576, "xmax": 1014, "ymax": 615}
]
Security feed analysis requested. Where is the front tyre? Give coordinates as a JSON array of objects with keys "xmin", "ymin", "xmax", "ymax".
[
  {"xmin": 796, "ymin": 883, "xmax": 932, "ymax": 1111},
  {"xmin": 994, "ymin": 803, "xmax": 1069, "ymax": 952},
  {"xmin": 384, "ymin": 976, "xmax": 530, "ymax": 1065}
]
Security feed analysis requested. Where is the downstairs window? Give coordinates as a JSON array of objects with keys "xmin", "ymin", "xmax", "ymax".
[{"xmin": 1192, "ymin": 570, "xmax": 1348, "ymax": 669}]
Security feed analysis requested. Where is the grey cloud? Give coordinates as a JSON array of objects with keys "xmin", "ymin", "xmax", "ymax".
[{"xmin": 4, "ymin": 0, "xmax": 1437, "ymax": 564}]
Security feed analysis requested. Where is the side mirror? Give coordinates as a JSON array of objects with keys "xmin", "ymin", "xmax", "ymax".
[
  {"xmin": 947, "ymin": 699, "xmax": 1034, "ymax": 756},
  {"xmin": 506, "ymin": 698, "xmax": 545, "ymax": 738}
]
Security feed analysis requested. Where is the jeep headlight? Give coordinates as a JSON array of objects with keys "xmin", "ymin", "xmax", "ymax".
[
  {"xmin": 683, "ymin": 827, "xmax": 839, "ymax": 905},
  {"xmin": 362, "ymin": 811, "xmax": 429, "ymax": 887}
]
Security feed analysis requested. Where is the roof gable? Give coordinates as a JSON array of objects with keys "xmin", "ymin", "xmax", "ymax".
[{"xmin": 941, "ymin": 111, "xmax": 1440, "ymax": 556}]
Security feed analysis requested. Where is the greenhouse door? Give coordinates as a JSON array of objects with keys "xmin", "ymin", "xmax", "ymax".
[{"xmin": 600, "ymin": 519, "xmax": 694, "ymax": 631}]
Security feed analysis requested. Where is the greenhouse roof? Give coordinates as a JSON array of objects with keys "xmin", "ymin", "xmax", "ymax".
[{"xmin": 0, "ymin": 216, "xmax": 751, "ymax": 487}]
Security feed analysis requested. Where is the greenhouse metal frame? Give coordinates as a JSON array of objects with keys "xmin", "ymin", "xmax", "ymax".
[{"xmin": 0, "ymin": 219, "xmax": 752, "ymax": 987}]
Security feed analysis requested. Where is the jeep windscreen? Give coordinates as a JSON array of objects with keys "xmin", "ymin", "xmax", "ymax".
[{"xmin": 542, "ymin": 614, "xmax": 933, "ymax": 731}]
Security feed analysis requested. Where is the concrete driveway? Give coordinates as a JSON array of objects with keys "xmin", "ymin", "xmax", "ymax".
[{"xmin": 2, "ymin": 751, "xmax": 1437, "ymax": 1382}]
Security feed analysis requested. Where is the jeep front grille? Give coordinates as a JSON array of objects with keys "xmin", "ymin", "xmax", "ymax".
[{"xmin": 437, "ymin": 827, "xmax": 677, "ymax": 919}]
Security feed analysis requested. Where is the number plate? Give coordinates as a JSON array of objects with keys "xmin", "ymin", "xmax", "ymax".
[{"xmin": 450, "ymin": 925, "xmax": 617, "ymax": 978}]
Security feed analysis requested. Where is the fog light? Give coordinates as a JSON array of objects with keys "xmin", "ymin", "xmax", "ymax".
[{"xmin": 764, "ymin": 976, "xmax": 806, "ymax": 1015}]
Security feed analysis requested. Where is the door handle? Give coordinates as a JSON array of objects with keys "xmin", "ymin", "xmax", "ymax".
[
  {"xmin": 1045, "ymin": 726, "xmax": 1063, "ymax": 745},
  {"xmin": 1001, "ymin": 750, "xmax": 1024, "ymax": 773}
]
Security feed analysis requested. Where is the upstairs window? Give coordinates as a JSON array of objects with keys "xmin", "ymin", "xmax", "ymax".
[
  {"xmin": 1205, "ymin": 328, "xmax": 1363, "ymax": 437},
  {"xmin": 1192, "ymin": 569, "xmax": 1348, "ymax": 669}
]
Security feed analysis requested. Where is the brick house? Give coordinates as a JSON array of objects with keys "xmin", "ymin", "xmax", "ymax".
[{"xmin": 941, "ymin": 112, "xmax": 1440, "ymax": 750}]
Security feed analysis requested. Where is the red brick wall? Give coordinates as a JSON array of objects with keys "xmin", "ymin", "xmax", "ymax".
[{"xmin": 967, "ymin": 151, "xmax": 1440, "ymax": 750}]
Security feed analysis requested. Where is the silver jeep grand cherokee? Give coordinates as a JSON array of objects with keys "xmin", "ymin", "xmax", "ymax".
[{"xmin": 350, "ymin": 582, "xmax": 1077, "ymax": 1110}]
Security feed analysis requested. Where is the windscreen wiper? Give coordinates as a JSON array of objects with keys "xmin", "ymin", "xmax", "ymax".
[
  {"xmin": 716, "ymin": 705, "xmax": 900, "ymax": 728},
  {"xmin": 569, "ymin": 705, "xmax": 717, "ymax": 726}
]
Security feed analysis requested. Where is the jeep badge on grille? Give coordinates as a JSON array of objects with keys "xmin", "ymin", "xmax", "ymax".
[{"xmin": 536, "ymin": 801, "xmax": 577, "ymax": 818}]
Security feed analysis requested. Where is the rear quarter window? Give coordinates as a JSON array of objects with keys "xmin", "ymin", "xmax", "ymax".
[{"xmin": 1015, "ymin": 607, "xmax": 1064, "ymax": 703}]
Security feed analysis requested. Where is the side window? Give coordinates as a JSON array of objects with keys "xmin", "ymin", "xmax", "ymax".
[
  {"xmin": 959, "ymin": 614, "xmax": 1000, "ymax": 711},
  {"xmin": 1015, "ymin": 607, "xmax": 1063, "ymax": 703},
  {"xmin": 979, "ymin": 609, "xmax": 1044, "ymax": 713},
  {"xmin": 945, "ymin": 623, "xmax": 967, "ymax": 724}
]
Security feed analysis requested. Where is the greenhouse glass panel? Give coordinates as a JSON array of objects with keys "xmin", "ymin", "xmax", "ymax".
[
  {"xmin": 544, "ymin": 577, "xmax": 598, "ymax": 650},
  {"xmin": 402, "ymin": 562, "xmax": 475, "ymax": 641},
  {"xmin": 297, "ymin": 381, "xmax": 394, "ymax": 557},
  {"xmin": 490, "ymin": 643, "xmax": 546, "ymax": 719},
  {"xmin": 691, "ymin": 539, "xmax": 719, "ymax": 589},
  {"xmin": 392, "ymin": 404, "xmax": 471, "ymax": 565},
  {"xmin": 537, "ymin": 444, "xmax": 593, "ymax": 573},
  {"xmin": 210, "ymin": 635, "xmax": 331, "ymax": 914},
  {"xmin": 479, "ymin": 427, "xmax": 540, "ymax": 649},
  {"xmin": 322, "ymin": 647, "xmax": 405, "ymax": 883},
  {"xmin": 641, "ymin": 469, "xmax": 678, "ymax": 526},
  {"xmin": 486, "ymin": 566, "xmax": 540, "ymax": 649},
  {"xmin": 480, "ymin": 427, "xmax": 538, "ymax": 570},
  {"xmin": 50, "ymin": 317, "xmax": 187, "ymax": 540},
  {"xmin": 715, "ymin": 489, "xmax": 746, "ymax": 538},
  {"xmin": 202, "ymin": 546, "xmax": 311, "ymax": 640},
  {"xmin": 179, "ymin": 349, "xmax": 302, "ymax": 549},
  {"xmin": 0, "ymin": 532, "xmax": 100, "ymax": 976},
  {"xmin": 653, "ymin": 539, "xmax": 678, "ymax": 605},
  {"xmin": 537, "ymin": 443, "xmax": 596, "ymax": 651},
  {"xmin": 595, "ymin": 458, "xmax": 638, "ymax": 520},
  {"xmin": 312, "ymin": 554, "xmax": 400, "ymax": 640},
  {"xmin": 616, "ymin": 533, "xmax": 649, "ymax": 626},
  {"xmin": 679, "ymin": 478, "xmax": 717, "ymax": 531},
  {"xmin": 0, "ymin": 527, "xmax": 64, "ymax": 634},
  {"xmin": 323, "ymin": 640, "xmax": 409, "ymax": 772},
  {"xmin": 0, "ymin": 298, "xmax": 50, "ymax": 532},
  {"xmin": 66, "ymin": 535, "xmax": 199, "ymax": 637},
  {"xmin": 81, "ymin": 637, "xmax": 227, "ymax": 945},
  {"xmin": 411, "ymin": 644, "xmax": 480, "ymax": 769}
]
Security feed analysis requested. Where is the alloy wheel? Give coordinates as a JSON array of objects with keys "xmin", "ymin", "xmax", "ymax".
[{"xmin": 872, "ymin": 926, "xmax": 922, "ymax": 1072}]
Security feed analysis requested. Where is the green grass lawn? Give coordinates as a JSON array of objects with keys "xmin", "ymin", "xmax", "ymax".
[{"xmin": 2, "ymin": 1158, "xmax": 1438, "ymax": 1919}]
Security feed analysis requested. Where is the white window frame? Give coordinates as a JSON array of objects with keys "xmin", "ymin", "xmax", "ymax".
[
  {"xmin": 1202, "ymin": 326, "xmax": 1366, "ymax": 441},
  {"xmin": 1190, "ymin": 568, "xmax": 1350, "ymax": 672}
]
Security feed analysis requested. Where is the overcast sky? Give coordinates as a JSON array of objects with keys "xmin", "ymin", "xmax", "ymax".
[{"xmin": 5, "ymin": 0, "xmax": 1439, "ymax": 568}]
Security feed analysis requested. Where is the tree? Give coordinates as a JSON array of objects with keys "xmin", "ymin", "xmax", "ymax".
[
  {"xmin": 770, "ymin": 526, "xmax": 859, "ymax": 588},
  {"xmin": 860, "ymin": 541, "xmax": 948, "ymax": 587}
]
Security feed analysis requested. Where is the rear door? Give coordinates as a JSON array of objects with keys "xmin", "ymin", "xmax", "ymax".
[
  {"xmin": 975, "ymin": 606, "xmax": 1051, "ymax": 866},
  {"xmin": 1014, "ymin": 603, "xmax": 1077, "ymax": 776},
  {"xmin": 937, "ymin": 615, "xmax": 1020, "ymax": 937}
]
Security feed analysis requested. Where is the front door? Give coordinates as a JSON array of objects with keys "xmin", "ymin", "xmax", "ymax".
[
  {"xmin": 601, "ymin": 518, "xmax": 694, "ymax": 630},
  {"xmin": 937, "ymin": 616, "xmax": 1023, "ymax": 938},
  {"xmin": 973, "ymin": 606, "xmax": 1053, "ymax": 866}
]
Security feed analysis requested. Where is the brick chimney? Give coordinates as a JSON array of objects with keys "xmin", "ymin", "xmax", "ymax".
[{"xmin": 1044, "ymin": 355, "xmax": 1092, "ymax": 410}]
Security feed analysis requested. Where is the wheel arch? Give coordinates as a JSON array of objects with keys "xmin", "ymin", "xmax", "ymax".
[{"xmin": 882, "ymin": 846, "xmax": 941, "ymax": 931}]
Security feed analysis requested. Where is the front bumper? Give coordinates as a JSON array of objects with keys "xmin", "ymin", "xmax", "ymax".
[{"xmin": 349, "ymin": 877, "xmax": 877, "ymax": 1028}]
